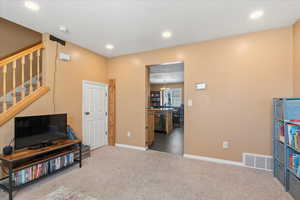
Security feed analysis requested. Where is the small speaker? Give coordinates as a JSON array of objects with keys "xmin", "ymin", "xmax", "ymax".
[
  {"xmin": 3, "ymin": 146, "xmax": 13, "ymax": 156},
  {"xmin": 49, "ymin": 35, "xmax": 66, "ymax": 46}
]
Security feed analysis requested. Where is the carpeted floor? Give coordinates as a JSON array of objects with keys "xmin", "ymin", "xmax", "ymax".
[{"xmin": 0, "ymin": 147, "xmax": 293, "ymax": 200}]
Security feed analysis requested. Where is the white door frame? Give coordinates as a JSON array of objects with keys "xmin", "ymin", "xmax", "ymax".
[{"xmin": 82, "ymin": 80, "xmax": 108, "ymax": 149}]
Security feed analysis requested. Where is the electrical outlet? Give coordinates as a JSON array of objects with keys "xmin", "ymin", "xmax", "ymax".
[
  {"xmin": 223, "ymin": 141, "xmax": 229, "ymax": 149},
  {"xmin": 127, "ymin": 132, "xmax": 132, "ymax": 137}
]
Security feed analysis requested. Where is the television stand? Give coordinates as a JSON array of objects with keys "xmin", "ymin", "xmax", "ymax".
[
  {"xmin": 27, "ymin": 144, "xmax": 43, "ymax": 150},
  {"xmin": 28, "ymin": 141, "xmax": 53, "ymax": 150},
  {"xmin": 0, "ymin": 139, "xmax": 82, "ymax": 200}
]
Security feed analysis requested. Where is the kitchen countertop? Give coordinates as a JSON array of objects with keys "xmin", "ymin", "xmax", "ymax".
[{"xmin": 146, "ymin": 108, "xmax": 174, "ymax": 112}]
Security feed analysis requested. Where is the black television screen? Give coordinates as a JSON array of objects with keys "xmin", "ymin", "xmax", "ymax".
[{"xmin": 15, "ymin": 114, "xmax": 68, "ymax": 150}]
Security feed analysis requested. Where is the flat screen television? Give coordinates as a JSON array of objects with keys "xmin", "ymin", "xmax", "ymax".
[{"xmin": 14, "ymin": 114, "xmax": 68, "ymax": 150}]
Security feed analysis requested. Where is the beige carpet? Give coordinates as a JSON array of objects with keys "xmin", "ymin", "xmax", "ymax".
[
  {"xmin": 45, "ymin": 186, "xmax": 97, "ymax": 200},
  {"xmin": 0, "ymin": 147, "xmax": 293, "ymax": 200}
]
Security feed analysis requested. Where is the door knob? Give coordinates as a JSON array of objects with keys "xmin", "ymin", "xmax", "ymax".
[{"xmin": 85, "ymin": 112, "xmax": 90, "ymax": 115}]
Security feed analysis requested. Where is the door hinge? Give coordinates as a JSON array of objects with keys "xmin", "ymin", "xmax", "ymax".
[
  {"xmin": 106, "ymin": 92, "xmax": 108, "ymax": 97},
  {"xmin": 105, "ymin": 112, "xmax": 108, "ymax": 116},
  {"xmin": 105, "ymin": 131, "xmax": 108, "ymax": 135}
]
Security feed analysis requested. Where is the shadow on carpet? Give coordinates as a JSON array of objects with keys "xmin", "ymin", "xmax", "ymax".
[{"xmin": 45, "ymin": 186, "xmax": 97, "ymax": 200}]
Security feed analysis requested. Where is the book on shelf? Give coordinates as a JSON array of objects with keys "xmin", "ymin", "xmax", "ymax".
[
  {"xmin": 289, "ymin": 151, "xmax": 300, "ymax": 178},
  {"xmin": 287, "ymin": 124, "xmax": 300, "ymax": 151},
  {"xmin": 12, "ymin": 152, "xmax": 75, "ymax": 186}
]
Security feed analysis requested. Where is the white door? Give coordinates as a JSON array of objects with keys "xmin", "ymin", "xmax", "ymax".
[{"xmin": 82, "ymin": 80, "xmax": 108, "ymax": 150}]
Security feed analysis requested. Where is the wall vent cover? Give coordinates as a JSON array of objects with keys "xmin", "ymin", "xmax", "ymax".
[{"xmin": 243, "ymin": 153, "xmax": 273, "ymax": 171}]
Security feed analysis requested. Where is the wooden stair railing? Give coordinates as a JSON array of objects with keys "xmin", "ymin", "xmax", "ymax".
[{"xmin": 0, "ymin": 43, "xmax": 49, "ymax": 126}]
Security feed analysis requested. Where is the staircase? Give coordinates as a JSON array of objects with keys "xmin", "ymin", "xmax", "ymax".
[{"xmin": 0, "ymin": 43, "xmax": 50, "ymax": 126}]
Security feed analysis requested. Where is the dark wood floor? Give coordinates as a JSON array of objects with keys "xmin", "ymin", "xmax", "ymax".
[{"xmin": 150, "ymin": 128, "xmax": 184, "ymax": 155}]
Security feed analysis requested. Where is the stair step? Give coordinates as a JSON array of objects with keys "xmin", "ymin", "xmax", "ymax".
[
  {"xmin": 0, "ymin": 86, "xmax": 50, "ymax": 125},
  {"xmin": 0, "ymin": 99, "xmax": 13, "ymax": 103},
  {"xmin": 0, "ymin": 102, "xmax": 13, "ymax": 114},
  {"xmin": 0, "ymin": 86, "xmax": 43, "ymax": 114},
  {"xmin": 24, "ymin": 83, "xmax": 38, "ymax": 87},
  {"xmin": 0, "ymin": 78, "xmax": 43, "ymax": 114},
  {"xmin": 11, "ymin": 93, "xmax": 22, "ymax": 97}
]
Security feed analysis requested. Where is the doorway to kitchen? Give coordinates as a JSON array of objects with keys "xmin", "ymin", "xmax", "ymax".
[{"xmin": 145, "ymin": 61, "xmax": 184, "ymax": 155}]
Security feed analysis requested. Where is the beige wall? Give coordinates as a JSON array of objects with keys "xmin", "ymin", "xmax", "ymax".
[
  {"xmin": 0, "ymin": 33, "xmax": 108, "ymax": 149},
  {"xmin": 151, "ymin": 82, "xmax": 184, "ymax": 103},
  {"xmin": 0, "ymin": 17, "xmax": 42, "ymax": 59},
  {"xmin": 53, "ymin": 40, "xmax": 108, "ymax": 140},
  {"xmin": 294, "ymin": 20, "xmax": 300, "ymax": 96},
  {"xmin": 0, "ymin": 18, "xmax": 297, "ymax": 163},
  {"xmin": 108, "ymin": 27, "xmax": 293, "ymax": 161}
]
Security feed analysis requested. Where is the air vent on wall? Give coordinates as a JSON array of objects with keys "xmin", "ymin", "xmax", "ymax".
[{"xmin": 243, "ymin": 153, "xmax": 273, "ymax": 171}]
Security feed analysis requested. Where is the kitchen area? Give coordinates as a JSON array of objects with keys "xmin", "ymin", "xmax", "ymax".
[{"xmin": 146, "ymin": 62, "xmax": 184, "ymax": 155}]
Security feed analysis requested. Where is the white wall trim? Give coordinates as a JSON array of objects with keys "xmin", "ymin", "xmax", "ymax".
[
  {"xmin": 82, "ymin": 80, "xmax": 108, "ymax": 87},
  {"xmin": 116, "ymin": 144, "xmax": 147, "ymax": 151},
  {"xmin": 183, "ymin": 154, "xmax": 245, "ymax": 167}
]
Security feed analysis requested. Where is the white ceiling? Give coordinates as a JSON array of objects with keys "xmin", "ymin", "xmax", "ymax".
[
  {"xmin": 150, "ymin": 62, "xmax": 184, "ymax": 84},
  {"xmin": 1, "ymin": 0, "xmax": 300, "ymax": 58}
]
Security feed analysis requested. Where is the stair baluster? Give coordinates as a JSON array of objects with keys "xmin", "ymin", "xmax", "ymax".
[
  {"xmin": 29, "ymin": 53, "xmax": 33, "ymax": 93},
  {"xmin": 13, "ymin": 60, "xmax": 17, "ymax": 105},
  {"xmin": 21, "ymin": 56, "xmax": 25, "ymax": 99},
  {"xmin": 2, "ymin": 65, "xmax": 7, "ymax": 112},
  {"xmin": 37, "ymin": 49, "xmax": 41, "ymax": 88}
]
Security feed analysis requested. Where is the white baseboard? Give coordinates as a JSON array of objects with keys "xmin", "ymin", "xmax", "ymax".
[
  {"xmin": 183, "ymin": 154, "xmax": 245, "ymax": 167},
  {"xmin": 116, "ymin": 144, "xmax": 147, "ymax": 151}
]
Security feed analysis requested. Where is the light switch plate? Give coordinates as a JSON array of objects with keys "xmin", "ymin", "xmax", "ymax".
[
  {"xmin": 59, "ymin": 52, "xmax": 71, "ymax": 61},
  {"xmin": 196, "ymin": 82, "xmax": 207, "ymax": 90},
  {"xmin": 223, "ymin": 141, "xmax": 229, "ymax": 149},
  {"xmin": 188, "ymin": 99, "xmax": 192, "ymax": 107}
]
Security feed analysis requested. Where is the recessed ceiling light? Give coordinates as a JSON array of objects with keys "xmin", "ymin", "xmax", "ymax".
[
  {"xmin": 105, "ymin": 44, "xmax": 114, "ymax": 50},
  {"xmin": 162, "ymin": 31, "xmax": 172, "ymax": 39},
  {"xmin": 249, "ymin": 10, "xmax": 264, "ymax": 20},
  {"xmin": 24, "ymin": 1, "xmax": 40, "ymax": 11}
]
